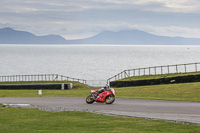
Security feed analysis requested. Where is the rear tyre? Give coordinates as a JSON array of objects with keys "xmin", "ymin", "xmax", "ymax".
[
  {"xmin": 105, "ymin": 95, "xmax": 115, "ymax": 104},
  {"xmin": 86, "ymin": 95, "xmax": 95, "ymax": 104}
]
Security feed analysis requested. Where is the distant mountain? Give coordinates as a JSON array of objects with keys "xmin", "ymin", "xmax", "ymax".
[
  {"xmin": 68, "ymin": 30, "xmax": 200, "ymax": 45},
  {"xmin": 0, "ymin": 27, "xmax": 67, "ymax": 44},
  {"xmin": 0, "ymin": 27, "xmax": 200, "ymax": 45}
]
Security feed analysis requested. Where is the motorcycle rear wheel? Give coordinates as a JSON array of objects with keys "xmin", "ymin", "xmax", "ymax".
[
  {"xmin": 86, "ymin": 95, "xmax": 95, "ymax": 104},
  {"xmin": 105, "ymin": 95, "xmax": 115, "ymax": 104}
]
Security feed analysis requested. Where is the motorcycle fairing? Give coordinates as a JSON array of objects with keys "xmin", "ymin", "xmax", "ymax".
[{"xmin": 95, "ymin": 91, "xmax": 113, "ymax": 102}]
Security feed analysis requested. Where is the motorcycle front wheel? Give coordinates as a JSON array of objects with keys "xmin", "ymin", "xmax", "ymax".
[
  {"xmin": 105, "ymin": 95, "xmax": 115, "ymax": 104},
  {"xmin": 86, "ymin": 95, "xmax": 95, "ymax": 104}
]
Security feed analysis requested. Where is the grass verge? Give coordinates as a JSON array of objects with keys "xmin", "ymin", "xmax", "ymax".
[
  {"xmin": 116, "ymin": 82, "xmax": 200, "ymax": 102},
  {"xmin": 0, "ymin": 105, "xmax": 199, "ymax": 133}
]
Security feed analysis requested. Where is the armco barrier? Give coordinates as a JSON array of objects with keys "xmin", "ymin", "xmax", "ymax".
[
  {"xmin": 110, "ymin": 74, "xmax": 200, "ymax": 87},
  {"xmin": 0, "ymin": 83, "xmax": 72, "ymax": 90}
]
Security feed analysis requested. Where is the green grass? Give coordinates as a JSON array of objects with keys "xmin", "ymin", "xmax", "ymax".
[
  {"xmin": 0, "ymin": 81, "xmax": 200, "ymax": 102},
  {"xmin": 116, "ymin": 82, "xmax": 200, "ymax": 102},
  {"xmin": 0, "ymin": 89, "xmax": 90, "ymax": 97},
  {"xmin": 0, "ymin": 105, "xmax": 199, "ymax": 133},
  {"xmin": 119, "ymin": 72, "xmax": 200, "ymax": 81}
]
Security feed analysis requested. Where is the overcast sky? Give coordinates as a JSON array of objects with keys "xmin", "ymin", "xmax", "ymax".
[{"xmin": 0, "ymin": 0, "xmax": 200, "ymax": 39}]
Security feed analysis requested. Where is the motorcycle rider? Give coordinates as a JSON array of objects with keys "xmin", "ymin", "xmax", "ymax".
[{"xmin": 97, "ymin": 85, "xmax": 110, "ymax": 97}]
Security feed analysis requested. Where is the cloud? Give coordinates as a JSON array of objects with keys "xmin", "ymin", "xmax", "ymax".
[
  {"xmin": 0, "ymin": 0, "xmax": 200, "ymax": 40},
  {"xmin": 96, "ymin": 0, "xmax": 200, "ymax": 13},
  {"xmin": 1, "ymin": 0, "xmax": 200, "ymax": 13}
]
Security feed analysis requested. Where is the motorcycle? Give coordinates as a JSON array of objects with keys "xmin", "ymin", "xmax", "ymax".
[{"xmin": 86, "ymin": 88, "xmax": 115, "ymax": 104}]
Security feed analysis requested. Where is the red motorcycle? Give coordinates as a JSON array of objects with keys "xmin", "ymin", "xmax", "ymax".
[{"xmin": 86, "ymin": 88, "xmax": 115, "ymax": 104}]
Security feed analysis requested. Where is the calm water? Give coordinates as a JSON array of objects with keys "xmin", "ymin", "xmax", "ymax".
[{"xmin": 1, "ymin": 44, "xmax": 200, "ymax": 80}]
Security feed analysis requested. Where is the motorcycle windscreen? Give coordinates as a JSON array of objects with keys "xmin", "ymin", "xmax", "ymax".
[{"xmin": 110, "ymin": 88, "xmax": 115, "ymax": 96}]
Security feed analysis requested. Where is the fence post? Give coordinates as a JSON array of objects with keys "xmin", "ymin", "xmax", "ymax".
[
  {"xmin": 138, "ymin": 69, "xmax": 140, "ymax": 76},
  {"xmin": 176, "ymin": 65, "xmax": 178, "ymax": 73},
  {"xmin": 124, "ymin": 71, "xmax": 126, "ymax": 78},
  {"xmin": 124, "ymin": 70, "xmax": 130, "ymax": 78},
  {"xmin": 167, "ymin": 66, "xmax": 169, "ymax": 74},
  {"xmin": 184, "ymin": 64, "xmax": 187, "ymax": 73},
  {"xmin": 149, "ymin": 67, "xmax": 151, "ymax": 75},
  {"xmin": 195, "ymin": 63, "xmax": 197, "ymax": 72}
]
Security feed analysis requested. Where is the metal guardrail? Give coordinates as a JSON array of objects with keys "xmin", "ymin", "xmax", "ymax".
[
  {"xmin": 0, "ymin": 74, "xmax": 86, "ymax": 84},
  {"xmin": 0, "ymin": 74, "xmax": 107, "ymax": 87},
  {"xmin": 107, "ymin": 62, "xmax": 200, "ymax": 83}
]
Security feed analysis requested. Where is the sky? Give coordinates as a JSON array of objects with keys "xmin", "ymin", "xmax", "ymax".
[{"xmin": 0, "ymin": 0, "xmax": 200, "ymax": 40}]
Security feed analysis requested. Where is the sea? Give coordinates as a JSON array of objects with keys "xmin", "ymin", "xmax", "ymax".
[{"xmin": 1, "ymin": 44, "xmax": 200, "ymax": 81}]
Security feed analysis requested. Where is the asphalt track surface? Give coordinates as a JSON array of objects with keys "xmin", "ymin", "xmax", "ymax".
[{"xmin": 0, "ymin": 97, "xmax": 200, "ymax": 125}]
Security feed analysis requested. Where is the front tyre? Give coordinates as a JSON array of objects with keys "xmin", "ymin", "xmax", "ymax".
[
  {"xmin": 105, "ymin": 95, "xmax": 115, "ymax": 104},
  {"xmin": 86, "ymin": 95, "xmax": 95, "ymax": 104}
]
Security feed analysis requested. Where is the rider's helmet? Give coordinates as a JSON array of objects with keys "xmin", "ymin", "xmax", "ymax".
[{"xmin": 103, "ymin": 85, "xmax": 110, "ymax": 91}]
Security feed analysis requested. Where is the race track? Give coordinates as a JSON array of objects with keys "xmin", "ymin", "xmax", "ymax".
[{"xmin": 0, "ymin": 97, "xmax": 200, "ymax": 125}]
